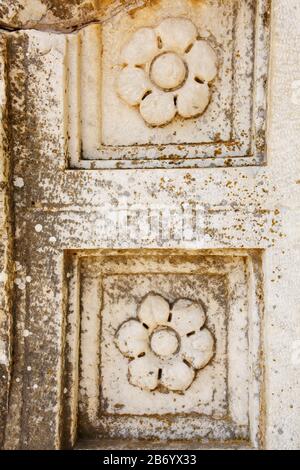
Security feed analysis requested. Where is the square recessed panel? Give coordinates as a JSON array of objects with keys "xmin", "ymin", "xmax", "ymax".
[
  {"xmin": 101, "ymin": 4, "xmax": 233, "ymax": 146},
  {"xmin": 68, "ymin": 251, "xmax": 263, "ymax": 445},
  {"xmin": 101, "ymin": 273, "xmax": 228, "ymax": 417},
  {"xmin": 66, "ymin": 0, "xmax": 270, "ymax": 169}
]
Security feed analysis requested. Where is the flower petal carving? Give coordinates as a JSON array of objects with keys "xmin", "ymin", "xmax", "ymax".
[
  {"xmin": 161, "ymin": 361, "xmax": 195, "ymax": 392},
  {"xmin": 177, "ymin": 81, "xmax": 210, "ymax": 118},
  {"xmin": 116, "ymin": 294, "xmax": 214, "ymax": 393},
  {"xmin": 170, "ymin": 299, "xmax": 206, "ymax": 336},
  {"xmin": 121, "ymin": 27, "xmax": 158, "ymax": 65},
  {"xmin": 140, "ymin": 91, "xmax": 176, "ymax": 126},
  {"xmin": 115, "ymin": 319, "xmax": 148, "ymax": 358},
  {"xmin": 181, "ymin": 329, "xmax": 214, "ymax": 369},
  {"xmin": 116, "ymin": 18, "xmax": 218, "ymax": 126},
  {"xmin": 128, "ymin": 356, "xmax": 159, "ymax": 391},
  {"xmin": 186, "ymin": 40, "xmax": 218, "ymax": 82},
  {"xmin": 117, "ymin": 66, "xmax": 152, "ymax": 106},
  {"xmin": 155, "ymin": 18, "xmax": 197, "ymax": 53},
  {"xmin": 137, "ymin": 293, "xmax": 170, "ymax": 330}
]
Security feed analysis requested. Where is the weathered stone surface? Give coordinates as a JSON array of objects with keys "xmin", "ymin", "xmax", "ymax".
[
  {"xmin": 0, "ymin": 0, "xmax": 300, "ymax": 451},
  {"xmin": 0, "ymin": 0, "xmax": 146, "ymax": 32}
]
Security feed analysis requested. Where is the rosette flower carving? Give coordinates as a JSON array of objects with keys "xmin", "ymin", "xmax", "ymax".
[
  {"xmin": 115, "ymin": 293, "xmax": 215, "ymax": 392},
  {"xmin": 116, "ymin": 18, "xmax": 218, "ymax": 127}
]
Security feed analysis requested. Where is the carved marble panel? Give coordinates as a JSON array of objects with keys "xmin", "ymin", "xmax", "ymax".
[
  {"xmin": 64, "ymin": 250, "xmax": 263, "ymax": 447},
  {"xmin": 66, "ymin": 0, "xmax": 270, "ymax": 169},
  {"xmin": 2, "ymin": 0, "xmax": 300, "ymax": 452}
]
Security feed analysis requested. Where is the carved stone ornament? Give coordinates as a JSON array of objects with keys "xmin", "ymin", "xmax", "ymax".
[
  {"xmin": 115, "ymin": 293, "xmax": 215, "ymax": 392},
  {"xmin": 116, "ymin": 18, "xmax": 218, "ymax": 127}
]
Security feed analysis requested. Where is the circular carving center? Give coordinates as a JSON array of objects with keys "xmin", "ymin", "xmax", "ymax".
[
  {"xmin": 150, "ymin": 52, "xmax": 187, "ymax": 90},
  {"xmin": 150, "ymin": 328, "xmax": 179, "ymax": 358}
]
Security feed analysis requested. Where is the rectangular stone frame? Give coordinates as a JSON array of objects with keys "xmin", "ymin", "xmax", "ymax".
[
  {"xmin": 62, "ymin": 249, "xmax": 264, "ymax": 449},
  {"xmin": 67, "ymin": 0, "xmax": 271, "ymax": 170}
]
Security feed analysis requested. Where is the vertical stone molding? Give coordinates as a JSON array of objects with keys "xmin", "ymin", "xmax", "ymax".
[
  {"xmin": 64, "ymin": 0, "xmax": 270, "ymax": 169},
  {"xmin": 0, "ymin": 35, "xmax": 13, "ymax": 449}
]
